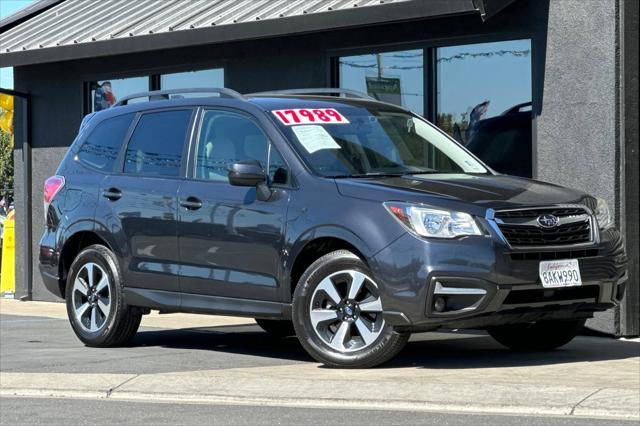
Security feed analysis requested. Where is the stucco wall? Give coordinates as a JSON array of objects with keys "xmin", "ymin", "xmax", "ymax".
[{"xmin": 535, "ymin": 0, "xmax": 619, "ymax": 333}]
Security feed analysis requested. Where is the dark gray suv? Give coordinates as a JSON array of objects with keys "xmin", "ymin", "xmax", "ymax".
[{"xmin": 39, "ymin": 88, "xmax": 627, "ymax": 368}]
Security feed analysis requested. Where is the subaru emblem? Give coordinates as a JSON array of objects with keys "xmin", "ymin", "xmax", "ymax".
[{"xmin": 537, "ymin": 214, "xmax": 560, "ymax": 228}]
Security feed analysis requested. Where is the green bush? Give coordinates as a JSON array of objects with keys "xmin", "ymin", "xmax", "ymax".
[{"xmin": 0, "ymin": 130, "xmax": 13, "ymax": 204}]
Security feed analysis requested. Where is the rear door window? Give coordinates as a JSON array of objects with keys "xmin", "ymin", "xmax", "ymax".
[
  {"xmin": 77, "ymin": 113, "xmax": 134, "ymax": 171},
  {"xmin": 124, "ymin": 109, "xmax": 193, "ymax": 177}
]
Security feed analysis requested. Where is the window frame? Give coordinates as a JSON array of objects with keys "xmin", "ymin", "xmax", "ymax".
[
  {"xmin": 187, "ymin": 106, "xmax": 292, "ymax": 188},
  {"xmin": 117, "ymin": 107, "xmax": 197, "ymax": 179}
]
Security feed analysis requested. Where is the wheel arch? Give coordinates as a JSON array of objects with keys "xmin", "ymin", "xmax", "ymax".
[
  {"xmin": 58, "ymin": 230, "xmax": 113, "ymax": 299},
  {"xmin": 286, "ymin": 226, "xmax": 375, "ymax": 301}
]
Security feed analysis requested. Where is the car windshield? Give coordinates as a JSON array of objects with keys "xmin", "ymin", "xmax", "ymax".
[{"xmin": 272, "ymin": 104, "xmax": 488, "ymax": 178}]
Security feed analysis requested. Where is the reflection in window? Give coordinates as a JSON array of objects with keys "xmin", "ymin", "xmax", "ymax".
[
  {"xmin": 339, "ymin": 50, "xmax": 423, "ymax": 115},
  {"xmin": 196, "ymin": 110, "xmax": 270, "ymax": 182},
  {"xmin": 436, "ymin": 39, "xmax": 532, "ymax": 177},
  {"xmin": 90, "ymin": 77, "xmax": 149, "ymax": 112},
  {"xmin": 161, "ymin": 69, "xmax": 224, "ymax": 98},
  {"xmin": 124, "ymin": 110, "xmax": 192, "ymax": 177},
  {"xmin": 77, "ymin": 114, "xmax": 134, "ymax": 171}
]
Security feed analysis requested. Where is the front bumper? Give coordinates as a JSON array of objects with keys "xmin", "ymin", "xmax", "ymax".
[{"xmin": 372, "ymin": 226, "xmax": 628, "ymax": 330}]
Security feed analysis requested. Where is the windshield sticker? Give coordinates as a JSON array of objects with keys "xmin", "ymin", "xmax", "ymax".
[
  {"xmin": 291, "ymin": 125, "xmax": 341, "ymax": 154},
  {"xmin": 272, "ymin": 108, "xmax": 349, "ymax": 125}
]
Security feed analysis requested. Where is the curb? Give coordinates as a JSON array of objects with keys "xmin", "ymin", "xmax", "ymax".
[{"xmin": 2, "ymin": 386, "xmax": 639, "ymax": 421}]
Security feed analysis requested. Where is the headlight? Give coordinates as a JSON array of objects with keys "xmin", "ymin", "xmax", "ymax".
[
  {"xmin": 384, "ymin": 202, "xmax": 482, "ymax": 238},
  {"xmin": 595, "ymin": 197, "xmax": 612, "ymax": 229}
]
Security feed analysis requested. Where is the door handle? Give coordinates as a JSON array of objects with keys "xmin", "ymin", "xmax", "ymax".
[
  {"xmin": 180, "ymin": 196, "xmax": 203, "ymax": 210},
  {"xmin": 102, "ymin": 188, "xmax": 122, "ymax": 201}
]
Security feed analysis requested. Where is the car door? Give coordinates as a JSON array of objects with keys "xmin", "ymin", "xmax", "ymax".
[
  {"xmin": 97, "ymin": 108, "xmax": 195, "ymax": 293},
  {"xmin": 177, "ymin": 108, "xmax": 291, "ymax": 302}
]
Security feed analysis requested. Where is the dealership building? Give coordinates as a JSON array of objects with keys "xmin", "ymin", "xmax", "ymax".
[{"xmin": 0, "ymin": 0, "xmax": 637, "ymax": 335}]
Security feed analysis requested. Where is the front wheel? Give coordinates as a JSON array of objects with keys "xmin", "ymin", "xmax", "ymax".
[
  {"xmin": 66, "ymin": 245, "xmax": 142, "ymax": 347},
  {"xmin": 488, "ymin": 319, "xmax": 586, "ymax": 351},
  {"xmin": 292, "ymin": 250, "xmax": 409, "ymax": 368}
]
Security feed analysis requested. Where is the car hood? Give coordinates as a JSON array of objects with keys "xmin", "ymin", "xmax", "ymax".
[{"xmin": 335, "ymin": 173, "xmax": 594, "ymax": 215}]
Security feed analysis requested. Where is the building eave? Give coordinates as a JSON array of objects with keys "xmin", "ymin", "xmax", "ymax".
[{"xmin": 1, "ymin": 0, "xmax": 482, "ymax": 67}]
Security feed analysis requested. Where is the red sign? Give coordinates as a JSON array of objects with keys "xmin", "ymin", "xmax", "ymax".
[{"xmin": 272, "ymin": 108, "xmax": 349, "ymax": 125}]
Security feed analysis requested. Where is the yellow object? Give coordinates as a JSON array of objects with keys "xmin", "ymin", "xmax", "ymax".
[
  {"xmin": 0, "ymin": 93, "xmax": 13, "ymax": 112},
  {"xmin": 1, "ymin": 210, "xmax": 15, "ymax": 294},
  {"xmin": 0, "ymin": 110, "xmax": 13, "ymax": 134}
]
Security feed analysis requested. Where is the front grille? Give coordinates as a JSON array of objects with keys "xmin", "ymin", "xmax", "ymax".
[
  {"xmin": 510, "ymin": 249, "xmax": 599, "ymax": 261},
  {"xmin": 496, "ymin": 207, "xmax": 593, "ymax": 247},
  {"xmin": 503, "ymin": 285, "xmax": 599, "ymax": 305},
  {"xmin": 499, "ymin": 221, "xmax": 591, "ymax": 246},
  {"xmin": 496, "ymin": 207, "xmax": 585, "ymax": 219}
]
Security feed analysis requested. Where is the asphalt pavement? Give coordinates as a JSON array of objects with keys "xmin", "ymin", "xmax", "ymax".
[
  {"xmin": 1, "ymin": 300, "xmax": 639, "ymax": 424},
  {"xmin": 1, "ymin": 397, "xmax": 637, "ymax": 426}
]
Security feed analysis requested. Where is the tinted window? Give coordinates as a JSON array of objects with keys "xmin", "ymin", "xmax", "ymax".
[
  {"xmin": 195, "ymin": 110, "xmax": 272, "ymax": 181},
  {"xmin": 339, "ymin": 49, "xmax": 424, "ymax": 115},
  {"xmin": 466, "ymin": 112, "xmax": 532, "ymax": 177},
  {"xmin": 77, "ymin": 114, "xmax": 134, "ymax": 171},
  {"xmin": 124, "ymin": 109, "xmax": 192, "ymax": 177},
  {"xmin": 160, "ymin": 69, "xmax": 224, "ymax": 97},
  {"xmin": 435, "ymin": 39, "xmax": 532, "ymax": 176}
]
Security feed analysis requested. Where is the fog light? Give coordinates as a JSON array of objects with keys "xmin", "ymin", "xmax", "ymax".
[{"xmin": 434, "ymin": 296, "xmax": 446, "ymax": 312}]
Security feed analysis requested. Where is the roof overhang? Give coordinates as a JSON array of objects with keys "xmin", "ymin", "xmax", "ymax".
[{"xmin": 0, "ymin": 0, "xmax": 515, "ymax": 68}]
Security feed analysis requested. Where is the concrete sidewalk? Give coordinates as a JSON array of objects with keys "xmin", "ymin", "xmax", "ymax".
[{"xmin": 1, "ymin": 299, "xmax": 639, "ymax": 420}]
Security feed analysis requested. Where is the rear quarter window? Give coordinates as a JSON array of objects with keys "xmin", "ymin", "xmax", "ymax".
[{"xmin": 76, "ymin": 113, "xmax": 134, "ymax": 171}]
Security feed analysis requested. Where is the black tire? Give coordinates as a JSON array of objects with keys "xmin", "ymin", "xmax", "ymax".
[
  {"xmin": 488, "ymin": 319, "xmax": 586, "ymax": 351},
  {"xmin": 65, "ymin": 244, "xmax": 142, "ymax": 347},
  {"xmin": 292, "ymin": 250, "xmax": 409, "ymax": 368},
  {"xmin": 255, "ymin": 319, "xmax": 296, "ymax": 337}
]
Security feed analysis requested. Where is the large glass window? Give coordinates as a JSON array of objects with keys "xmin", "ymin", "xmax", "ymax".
[
  {"xmin": 161, "ymin": 68, "xmax": 224, "ymax": 96},
  {"xmin": 339, "ymin": 50, "xmax": 423, "ymax": 115},
  {"xmin": 77, "ymin": 113, "xmax": 134, "ymax": 171},
  {"xmin": 90, "ymin": 77, "xmax": 149, "ymax": 112},
  {"xmin": 124, "ymin": 109, "xmax": 192, "ymax": 177},
  {"xmin": 195, "ymin": 110, "xmax": 287, "ymax": 183},
  {"xmin": 436, "ymin": 39, "xmax": 532, "ymax": 176}
]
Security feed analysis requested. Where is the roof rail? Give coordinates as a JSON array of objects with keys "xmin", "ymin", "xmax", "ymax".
[
  {"xmin": 113, "ymin": 88, "xmax": 245, "ymax": 107},
  {"xmin": 247, "ymin": 88, "xmax": 375, "ymax": 100}
]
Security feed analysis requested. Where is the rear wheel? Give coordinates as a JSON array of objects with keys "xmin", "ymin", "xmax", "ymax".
[
  {"xmin": 66, "ymin": 245, "xmax": 142, "ymax": 347},
  {"xmin": 292, "ymin": 250, "xmax": 409, "ymax": 368},
  {"xmin": 255, "ymin": 319, "xmax": 295, "ymax": 337},
  {"xmin": 488, "ymin": 319, "xmax": 585, "ymax": 351}
]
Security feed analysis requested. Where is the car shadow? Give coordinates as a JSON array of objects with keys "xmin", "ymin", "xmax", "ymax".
[
  {"xmin": 385, "ymin": 331, "xmax": 640, "ymax": 369},
  {"xmin": 132, "ymin": 324, "xmax": 312, "ymax": 363},
  {"xmin": 132, "ymin": 323, "xmax": 640, "ymax": 369}
]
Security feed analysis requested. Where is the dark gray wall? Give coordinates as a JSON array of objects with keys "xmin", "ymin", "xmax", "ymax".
[
  {"xmin": 621, "ymin": 0, "xmax": 639, "ymax": 337},
  {"xmin": 534, "ymin": 0, "xmax": 621, "ymax": 334},
  {"xmin": 11, "ymin": 0, "xmax": 637, "ymax": 335}
]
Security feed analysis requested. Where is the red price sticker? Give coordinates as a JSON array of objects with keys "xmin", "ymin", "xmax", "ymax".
[{"xmin": 272, "ymin": 108, "xmax": 349, "ymax": 125}]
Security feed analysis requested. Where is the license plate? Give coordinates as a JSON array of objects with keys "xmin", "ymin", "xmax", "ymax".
[{"xmin": 539, "ymin": 259, "xmax": 582, "ymax": 288}]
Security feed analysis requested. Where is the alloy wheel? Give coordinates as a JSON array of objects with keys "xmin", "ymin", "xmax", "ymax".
[
  {"xmin": 72, "ymin": 262, "xmax": 111, "ymax": 332},
  {"xmin": 309, "ymin": 270, "xmax": 384, "ymax": 352}
]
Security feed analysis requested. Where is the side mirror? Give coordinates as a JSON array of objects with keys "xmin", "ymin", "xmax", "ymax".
[{"xmin": 228, "ymin": 160, "xmax": 266, "ymax": 187}]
